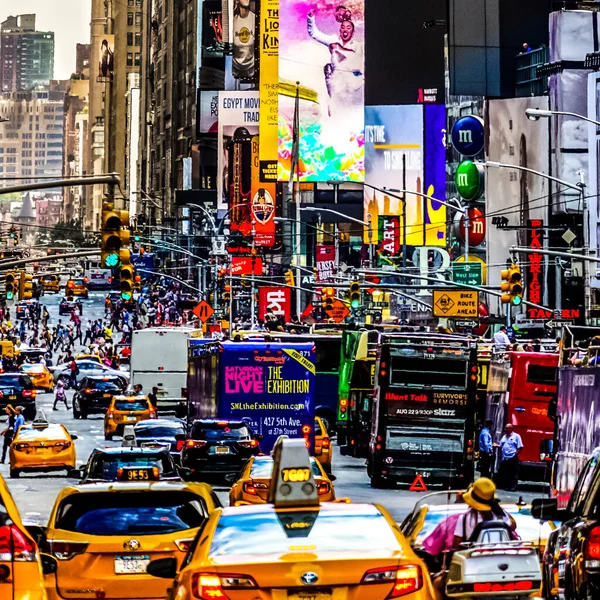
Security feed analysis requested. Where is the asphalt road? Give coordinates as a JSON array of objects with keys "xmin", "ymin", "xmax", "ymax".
[{"xmin": 1, "ymin": 292, "xmax": 542, "ymax": 526}]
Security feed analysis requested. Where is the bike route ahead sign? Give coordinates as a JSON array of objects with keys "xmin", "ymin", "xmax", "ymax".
[{"xmin": 432, "ymin": 289, "xmax": 479, "ymax": 318}]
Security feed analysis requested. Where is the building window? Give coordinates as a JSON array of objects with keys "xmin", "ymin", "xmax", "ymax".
[
  {"xmin": 135, "ymin": 13, "xmax": 141, "ymax": 26},
  {"xmin": 135, "ymin": 33, "xmax": 141, "ymax": 46},
  {"xmin": 134, "ymin": 53, "xmax": 141, "ymax": 67},
  {"xmin": 128, "ymin": 0, "xmax": 133, "ymax": 4},
  {"xmin": 127, "ymin": 32, "xmax": 134, "ymax": 46},
  {"xmin": 127, "ymin": 52, "xmax": 133, "ymax": 67},
  {"xmin": 127, "ymin": 12, "xmax": 134, "ymax": 25}
]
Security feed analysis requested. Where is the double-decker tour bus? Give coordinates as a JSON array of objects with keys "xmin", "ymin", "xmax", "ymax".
[
  {"xmin": 485, "ymin": 350, "xmax": 558, "ymax": 484},
  {"xmin": 368, "ymin": 333, "xmax": 478, "ymax": 489},
  {"xmin": 337, "ymin": 330, "xmax": 377, "ymax": 457},
  {"xmin": 187, "ymin": 339, "xmax": 316, "ymax": 453}
]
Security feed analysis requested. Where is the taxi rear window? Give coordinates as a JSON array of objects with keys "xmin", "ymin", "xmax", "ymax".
[
  {"xmin": 209, "ymin": 507, "xmax": 398, "ymax": 556},
  {"xmin": 250, "ymin": 458, "xmax": 321, "ymax": 479},
  {"xmin": 136, "ymin": 425, "xmax": 184, "ymax": 438},
  {"xmin": 0, "ymin": 375, "xmax": 32, "ymax": 389},
  {"xmin": 16, "ymin": 425, "xmax": 68, "ymax": 441},
  {"xmin": 114, "ymin": 400, "xmax": 149, "ymax": 411},
  {"xmin": 74, "ymin": 279, "xmax": 85, "ymax": 285},
  {"xmin": 21, "ymin": 364, "xmax": 45, "ymax": 373},
  {"xmin": 55, "ymin": 492, "xmax": 206, "ymax": 535},
  {"xmin": 88, "ymin": 453, "xmax": 175, "ymax": 479},
  {"xmin": 89, "ymin": 380, "xmax": 122, "ymax": 392}
]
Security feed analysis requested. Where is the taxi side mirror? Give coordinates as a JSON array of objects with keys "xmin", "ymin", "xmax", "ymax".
[
  {"xmin": 146, "ymin": 557, "xmax": 178, "ymax": 579},
  {"xmin": 531, "ymin": 497, "xmax": 568, "ymax": 521},
  {"xmin": 67, "ymin": 468, "xmax": 82, "ymax": 479},
  {"xmin": 40, "ymin": 553, "xmax": 58, "ymax": 575},
  {"xmin": 71, "ymin": 434, "xmax": 78, "ymax": 441}
]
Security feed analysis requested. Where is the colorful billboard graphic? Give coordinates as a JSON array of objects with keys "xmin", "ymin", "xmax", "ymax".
[
  {"xmin": 364, "ymin": 104, "xmax": 446, "ymax": 247},
  {"xmin": 278, "ymin": 0, "xmax": 365, "ymax": 183},
  {"xmin": 232, "ymin": 0, "xmax": 257, "ymax": 83},
  {"xmin": 259, "ymin": 0, "xmax": 279, "ymax": 181},
  {"xmin": 198, "ymin": 91, "xmax": 220, "ymax": 133},
  {"xmin": 251, "ymin": 136, "xmax": 276, "ymax": 246},
  {"xmin": 217, "ymin": 91, "xmax": 260, "ymax": 212},
  {"xmin": 315, "ymin": 245, "xmax": 335, "ymax": 282},
  {"xmin": 97, "ymin": 35, "xmax": 115, "ymax": 83}
]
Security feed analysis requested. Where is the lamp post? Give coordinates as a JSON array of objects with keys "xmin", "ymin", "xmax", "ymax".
[{"xmin": 525, "ymin": 107, "xmax": 600, "ymax": 128}]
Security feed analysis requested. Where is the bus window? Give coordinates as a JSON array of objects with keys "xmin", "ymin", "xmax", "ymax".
[
  {"xmin": 315, "ymin": 340, "xmax": 341, "ymax": 373},
  {"xmin": 527, "ymin": 364, "xmax": 557, "ymax": 385},
  {"xmin": 389, "ymin": 356, "xmax": 467, "ymax": 389}
]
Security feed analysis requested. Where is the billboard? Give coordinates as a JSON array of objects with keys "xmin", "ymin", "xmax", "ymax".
[
  {"xmin": 97, "ymin": 35, "xmax": 115, "ymax": 83},
  {"xmin": 258, "ymin": 287, "xmax": 291, "ymax": 322},
  {"xmin": 217, "ymin": 91, "xmax": 260, "ymax": 214},
  {"xmin": 251, "ymin": 136, "xmax": 276, "ymax": 246},
  {"xmin": 364, "ymin": 105, "xmax": 447, "ymax": 247},
  {"xmin": 278, "ymin": 0, "xmax": 365, "ymax": 183},
  {"xmin": 258, "ymin": 0, "xmax": 279, "ymax": 181},
  {"xmin": 198, "ymin": 91, "xmax": 220, "ymax": 133},
  {"xmin": 232, "ymin": 0, "xmax": 257, "ymax": 83}
]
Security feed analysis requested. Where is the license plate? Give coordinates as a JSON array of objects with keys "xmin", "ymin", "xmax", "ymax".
[
  {"xmin": 215, "ymin": 446, "xmax": 230, "ymax": 454},
  {"xmin": 9, "ymin": 395, "xmax": 16, "ymax": 400},
  {"xmin": 114, "ymin": 555, "xmax": 150, "ymax": 574},
  {"xmin": 288, "ymin": 592, "xmax": 331, "ymax": 600},
  {"xmin": 103, "ymin": 393, "xmax": 111, "ymax": 397},
  {"xmin": 126, "ymin": 416, "xmax": 137, "ymax": 421}
]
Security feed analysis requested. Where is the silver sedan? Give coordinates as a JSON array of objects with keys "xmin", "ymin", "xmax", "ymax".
[{"xmin": 49, "ymin": 359, "xmax": 129, "ymax": 388}]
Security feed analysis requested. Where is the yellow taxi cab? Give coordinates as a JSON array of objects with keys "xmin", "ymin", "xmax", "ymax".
[
  {"xmin": 65, "ymin": 278, "xmax": 89, "ymax": 299},
  {"xmin": 20, "ymin": 363, "xmax": 54, "ymax": 393},
  {"xmin": 0, "ymin": 471, "xmax": 46, "ymax": 599},
  {"xmin": 314, "ymin": 415, "xmax": 332, "ymax": 474},
  {"xmin": 74, "ymin": 353, "xmax": 103, "ymax": 365},
  {"xmin": 40, "ymin": 470, "xmax": 220, "ymax": 600},
  {"xmin": 104, "ymin": 395, "xmax": 156, "ymax": 440},
  {"xmin": 147, "ymin": 437, "xmax": 436, "ymax": 600},
  {"xmin": 40, "ymin": 274, "xmax": 60, "ymax": 293},
  {"xmin": 9, "ymin": 418, "xmax": 77, "ymax": 478},
  {"xmin": 229, "ymin": 454, "xmax": 336, "ymax": 505}
]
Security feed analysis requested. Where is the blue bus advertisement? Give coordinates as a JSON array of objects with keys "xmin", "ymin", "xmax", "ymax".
[{"xmin": 187, "ymin": 340, "xmax": 316, "ymax": 452}]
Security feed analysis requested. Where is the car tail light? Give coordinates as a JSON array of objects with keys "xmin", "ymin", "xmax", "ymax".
[
  {"xmin": 107, "ymin": 411, "xmax": 114, "ymax": 418},
  {"xmin": 175, "ymin": 538, "xmax": 194, "ymax": 552},
  {"xmin": 0, "ymin": 525, "xmax": 37, "ymax": 562},
  {"xmin": 243, "ymin": 482, "xmax": 258, "ymax": 495},
  {"xmin": 316, "ymin": 482, "xmax": 330, "ymax": 496},
  {"xmin": 22, "ymin": 389, "xmax": 36, "ymax": 398},
  {"xmin": 186, "ymin": 440, "xmax": 207, "ymax": 448},
  {"xmin": 322, "ymin": 438, "xmax": 331, "ymax": 449},
  {"xmin": 13, "ymin": 443, "xmax": 29, "ymax": 451},
  {"xmin": 587, "ymin": 526, "xmax": 600, "ymax": 559},
  {"xmin": 361, "ymin": 565, "xmax": 422, "ymax": 598},
  {"xmin": 53, "ymin": 440, "xmax": 72, "ymax": 450},
  {"xmin": 191, "ymin": 573, "xmax": 257, "ymax": 599},
  {"xmin": 474, "ymin": 581, "xmax": 533, "ymax": 593},
  {"xmin": 84, "ymin": 388, "xmax": 93, "ymax": 394},
  {"xmin": 48, "ymin": 539, "xmax": 89, "ymax": 561},
  {"xmin": 238, "ymin": 440, "xmax": 259, "ymax": 448},
  {"xmin": 176, "ymin": 440, "xmax": 185, "ymax": 451}
]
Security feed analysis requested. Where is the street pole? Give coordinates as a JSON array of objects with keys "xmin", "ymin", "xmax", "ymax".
[{"xmin": 250, "ymin": 220, "xmax": 256, "ymax": 329}]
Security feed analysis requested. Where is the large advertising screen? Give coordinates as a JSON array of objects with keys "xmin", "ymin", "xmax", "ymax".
[
  {"xmin": 364, "ymin": 104, "xmax": 446, "ymax": 248},
  {"xmin": 278, "ymin": 0, "xmax": 365, "ymax": 183},
  {"xmin": 232, "ymin": 0, "xmax": 257, "ymax": 84}
]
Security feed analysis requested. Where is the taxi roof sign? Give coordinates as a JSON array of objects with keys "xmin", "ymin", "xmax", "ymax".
[{"xmin": 268, "ymin": 436, "xmax": 319, "ymax": 508}]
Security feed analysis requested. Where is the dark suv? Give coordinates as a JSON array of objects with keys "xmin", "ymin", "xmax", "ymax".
[
  {"xmin": 180, "ymin": 420, "xmax": 262, "ymax": 479},
  {"xmin": 0, "ymin": 373, "xmax": 36, "ymax": 419},
  {"xmin": 533, "ymin": 448, "xmax": 600, "ymax": 600},
  {"xmin": 72, "ymin": 375, "xmax": 127, "ymax": 419}
]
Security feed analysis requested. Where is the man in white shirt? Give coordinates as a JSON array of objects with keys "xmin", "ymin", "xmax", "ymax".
[{"xmin": 493, "ymin": 325, "xmax": 511, "ymax": 349}]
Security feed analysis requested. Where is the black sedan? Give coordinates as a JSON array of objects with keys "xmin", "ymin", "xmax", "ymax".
[
  {"xmin": 180, "ymin": 419, "xmax": 262, "ymax": 480},
  {"xmin": 133, "ymin": 418, "xmax": 186, "ymax": 462},
  {"xmin": 59, "ymin": 297, "xmax": 82, "ymax": 316},
  {"xmin": 72, "ymin": 375, "xmax": 127, "ymax": 419},
  {"xmin": 0, "ymin": 373, "xmax": 37, "ymax": 419},
  {"xmin": 73, "ymin": 447, "xmax": 183, "ymax": 482}
]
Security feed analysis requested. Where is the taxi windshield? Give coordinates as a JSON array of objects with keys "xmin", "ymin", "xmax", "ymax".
[
  {"xmin": 114, "ymin": 400, "xmax": 149, "ymax": 412},
  {"xmin": 210, "ymin": 506, "xmax": 398, "ymax": 556},
  {"xmin": 250, "ymin": 458, "xmax": 321, "ymax": 479},
  {"xmin": 191, "ymin": 422, "xmax": 250, "ymax": 441},
  {"xmin": 55, "ymin": 492, "xmax": 206, "ymax": 535},
  {"xmin": 88, "ymin": 453, "xmax": 175, "ymax": 479}
]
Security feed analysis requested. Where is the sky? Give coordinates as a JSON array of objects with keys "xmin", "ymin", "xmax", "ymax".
[{"xmin": 2, "ymin": 0, "xmax": 92, "ymax": 80}]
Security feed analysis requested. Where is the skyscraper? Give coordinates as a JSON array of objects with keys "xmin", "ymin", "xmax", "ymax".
[{"xmin": 0, "ymin": 14, "xmax": 55, "ymax": 92}]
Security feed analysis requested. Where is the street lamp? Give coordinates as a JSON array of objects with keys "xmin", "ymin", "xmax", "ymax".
[
  {"xmin": 0, "ymin": 117, "xmax": 8, "ymax": 124},
  {"xmin": 525, "ymin": 107, "xmax": 600, "ymax": 127}
]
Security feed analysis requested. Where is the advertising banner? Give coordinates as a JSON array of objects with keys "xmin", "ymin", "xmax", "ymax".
[
  {"xmin": 259, "ymin": 0, "xmax": 279, "ymax": 181},
  {"xmin": 315, "ymin": 245, "xmax": 335, "ymax": 282},
  {"xmin": 364, "ymin": 105, "xmax": 446, "ymax": 246},
  {"xmin": 217, "ymin": 91, "xmax": 260, "ymax": 212},
  {"xmin": 97, "ymin": 35, "xmax": 115, "ymax": 83},
  {"xmin": 378, "ymin": 215, "xmax": 401, "ymax": 264},
  {"xmin": 232, "ymin": 0, "xmax": 257, "ymax": 84},
  {"xmin": 231, "ymin": 256, "xmax": 264, "ymax": 275},
  {"xmin": 198, "ymin": 91, "xmax": 220, "ymax": 133},
  {"xmin": 250, "ymin": 136, "xmax": 276, "ymax": 246},
  {"xmin": 258, "ymin": 286, "xmax": 291, "ymax": 321},
  {"xmin": 527, "ymin": 219, "xmax": 544, "ymax": 306},
  {"xmin": 202, "ymin": 1, "xmax": 226, "ymax": 57},
  {"xmin": 278, "ymin": 0, "xmax": 365, "ymax": 183}
]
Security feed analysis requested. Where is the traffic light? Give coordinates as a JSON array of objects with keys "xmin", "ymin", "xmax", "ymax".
[
  {"xmin": 19, "ymin": 271, "xmax": 32, "ymax": 300},
  {"xmin": 5, "ymin": 271, "xmax": 16, "ymax": 300},
  {"xmin": 349, "ymin": 281, "xmax": 361, "ymax": 310},
  {"xmin": 322, "ymin": 287, "xmax": 335, "ymax": 311},
  {"xmin": 120, "ymin": 265, "xmax": 134, "ymax": 301},
  {"xmin": 284, "ymin": 269, "xmax": 295, "ymax": 287},
  {"xmin": 134, "ymin": 274, "xmax": 141, "ymax": 291},
  {"xmin": 100, "ymin": 203, "xmax": 130, "ymax": 268},
  {"xmin": 224, "ymin": 284, "xmax": 231, "ymax": 303},
  {"xmin": 501, "ymin": 264, "xmax": 523, "ymax": 305}
]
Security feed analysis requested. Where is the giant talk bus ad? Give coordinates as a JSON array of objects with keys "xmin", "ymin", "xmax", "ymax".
[{"xmin": 187, "ymin": 340, "xmax": 316, "ymax": 452}]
